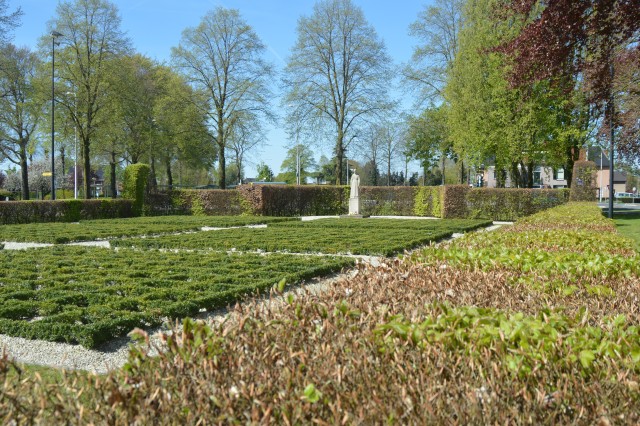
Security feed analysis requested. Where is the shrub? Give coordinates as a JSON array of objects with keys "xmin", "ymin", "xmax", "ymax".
[
  {"xmin": 465, "ymin": 188, "xmax": 570, "ymax": 221},
  {"xmin": 413, "ymin": 186, "xmax": 442, "ymax": 217},
  {"xmin": 0, "ymin": 199, "xmax": 133, "ymax": 224},
  {"xmin": 569, "ymin": 160, "xmax": 597, "ymax": 201},
  {"xmin": 122, "ymin": 164, "xmax": 150, "ymax": 215},
  {"xmin": 238, "ymin": 185, "xmax": 347, "ymax": 216},
  {"xmin": 144, "ymin": 190, "xmax": 245, "ymax": 216},
  {"xmin": 441, "ymin": 185, "xmax": 469, "ymax": 218},
  {"xmin": 360, "ymin": 186, "xmax": 416, "ymax": 216}
]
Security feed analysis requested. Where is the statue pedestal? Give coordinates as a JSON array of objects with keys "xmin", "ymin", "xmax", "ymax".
[
  {"xmin": 349, "ymin": 197, "xmax": 360, "ymax": 215},
  {"xmin": 340, "ymin": 197, "xmax": 369, "ymax": 218}
]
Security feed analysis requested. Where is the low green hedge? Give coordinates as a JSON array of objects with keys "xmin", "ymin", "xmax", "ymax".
[{"xmin": 0, "ymin": 199, "xmax": 134, "ymax": 225}]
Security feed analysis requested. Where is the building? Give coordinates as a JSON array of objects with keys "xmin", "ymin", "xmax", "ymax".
[
  {"xmin": 588, "ymin": 147, "xmax": 627, "ymax": 199},
  {"xmin": 481, "ymin": 165, "xmax": 568, "ymax": 188}
]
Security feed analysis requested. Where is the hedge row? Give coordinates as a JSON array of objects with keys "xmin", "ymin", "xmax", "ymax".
[
  {"xmin": 144, "ymin": 185, "xmax": 571, "ymax": 221},
  {"xmin": 144, "ymin": 189, "xmax": 245, "ymax": 216},
  {"xmin": 0, "ymin": 199, "xmax": 134, "ymax": 225}
]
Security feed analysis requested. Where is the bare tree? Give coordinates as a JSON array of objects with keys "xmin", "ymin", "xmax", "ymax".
[
  {"xmin": 0, "ymin": 44, "xmax": 42, "ymax": 199},
  {"xmin": 226, "ymin": 112, "xmax": 263, "ymax": 185},
  {"xmin": 0, "ymin": 0, "xmax": 22, "ymax": 46},
  {"xmin": 283, "ymin": 0, "xmax": 393, "ymax": 185},
  {"xmin": 46, "ymin": 0, "xmax": 130, "ymax": 198},
  {"xmin": 171, "ymin": 7, "xmax": 274, "ymax": 189},
  {"xmin": 403, "ymin": 0, "xmax": 464, "ymax": 105}
]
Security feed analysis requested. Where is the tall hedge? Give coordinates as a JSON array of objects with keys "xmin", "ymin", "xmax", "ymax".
[
  {"xmin": 141, "ymin": 184, "xmax": 571, "ymax": 220},
  {"xmin": 466, "ymin": 188, "xmax": 570, "ymax": 221},
  {"xmin": 441, "ymin": 185, "xmax": 470, "ymax": 218},
  {"xmin": 569, "ymin": 160, "xmax": 598, "ymax": 202},
  {"xmin": 360, "ymin": 186, "xmax": 417, "ymax": 216},
  {"xmin": 122, "ymin": 164, "xmax": 150, "ymax": 216},
  {"xmin": 413, "ymin": 186, "xmax": 443, "ymax": 217}
]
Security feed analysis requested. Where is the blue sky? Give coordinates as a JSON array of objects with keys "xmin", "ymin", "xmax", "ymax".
[{"xmin": 8, "ymin": 0, "xmax": 430, "ymax": 179}]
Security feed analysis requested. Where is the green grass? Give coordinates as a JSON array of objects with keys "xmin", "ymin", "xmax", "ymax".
[
  {"xmin": 0, "ymin": 246, "xmax": 352, "ymax": 347},
  {"xmin": 613, "ymin": 210, "xmax": 640, "ymax": 252},
  {"xmin": 0, "ymin": 216, "xmax": 298, "ymax": 244},
  {"xmin": 112, "ymin": 218, "xmax": 491, "ymax": 256}
]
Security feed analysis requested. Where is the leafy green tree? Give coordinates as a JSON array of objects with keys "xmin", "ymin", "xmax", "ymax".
[
  {"xmin": 279, "ymin": 145, "xmax": 317, "ymax": 184},
  {"xmin": 283, "ymin": 0, "xmax": 392, "ymax": 185},
  {"xmin": 445, "ymin": 0, "xmax": 581, "ymax": 187},
  {"xmin": 171, "ymin": 7, "xmax": 274, "ymax": 189},
  {"xmin": 256, "ymin": 162, "xmax": 274, "ymax": 182},
  {"xmin": 406, "ymin": 106, "xmax": 449, "ymax": 184},
  {"xmin": 46, "ymin": 0, "xmax": 130, "ymax": 199},
  {"xmin": 0, "ymin": 44, "xmax": 42, "ymax": 199}
]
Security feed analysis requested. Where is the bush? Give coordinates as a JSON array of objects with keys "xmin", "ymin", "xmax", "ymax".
[
  {"xmin": 569, "ymin": 160, "xmax": 597, "ymax": 201},
  {"xmin": 465, "ymin": 188, "xmax": 570, "ymax": 221},
  {"xmin": 144, "ymin": 190, "xmax": 245, "ymax": 216},
  {"xmin": 238, "ymin": 185, "xmax": 347, "ymax": 216},
  {"xmin": 360, "ymin": 186, "xmax": 416, "ymax": 216},
  {"xmin": 441, "ymin": 185, "xmax": 470, "ymax": 218},
  {"xmin": 0, "ymin": 199, "xmax": 133, "ymax": 224},
  {"xmin": 122, "ymin": 164, "xmax": 150, "ymax": 215},
  {"xmin": 413, "ymin": 186, "xmax": 442, "ymax": 217}
]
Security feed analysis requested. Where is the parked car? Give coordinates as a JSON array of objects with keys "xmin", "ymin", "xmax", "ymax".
[{"xmin": 615, "ymin": 192, "xmax": 636, "ymax": 198}]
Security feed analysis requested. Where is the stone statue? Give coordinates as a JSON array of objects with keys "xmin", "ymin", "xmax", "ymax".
[
  {"xmin": 348, "ymin": 169, "xmax": 360, "ymax": 215},
  {"xmin": 350, "ymin": 169, "xmax": 360, "ymax": 198}
]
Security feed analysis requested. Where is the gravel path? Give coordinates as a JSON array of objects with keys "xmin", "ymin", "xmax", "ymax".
[{"xmin": 0, "ymin": 220, "xmax": 508, "ymax": 373}]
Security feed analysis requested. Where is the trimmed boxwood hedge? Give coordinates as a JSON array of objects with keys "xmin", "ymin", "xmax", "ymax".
[{"xmin": 0, "ymin": 199, "xmax": 134, "ymax": 225}]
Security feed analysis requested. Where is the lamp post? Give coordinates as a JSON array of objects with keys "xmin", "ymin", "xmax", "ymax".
[
  {"xmin": 65, "ymin": 91, "xmax": 77, "ymax": 199},
  {"xmin": 608, "ymin": 62, "xmax": 615, "ymax": 219},
  {"xmin": 50, "ymin": 31, "xmax": 63, "ymax": 200}
]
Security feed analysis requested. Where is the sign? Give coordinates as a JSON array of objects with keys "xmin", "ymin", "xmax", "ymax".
[{"xmin": 42, "ymin": 172, "xmax": 52, "ymax": 177}]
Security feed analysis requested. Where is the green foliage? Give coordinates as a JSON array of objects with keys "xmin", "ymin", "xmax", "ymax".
[
  {"xmin": 466, "ymin": 188, "xmax": 570, "ymax": 221},
  {"xmin": 0, "ymin": 199, "xmax": 133, "ymax": 225},
  {"xmin": 112, "ymin": 218, "xmax": 490, "ymax": 256},
  {"xmin": 569, "ymin": 161, "xmax": 597, "ymax": 201},
  {"xmin": 360, "ymin": 186, "xmax": 417, "ymax": 216},
  {"xmin": 0, "ymin": 247, "xmax": 352, "ymax": 347},
  {"xmin": 413, "ymin": 186, "xmax": 442, "ymax": 217},
  {"xmin": 122, "ymin": 164, "xmax": 150, "ymax": 215},
  {"xmin": 412, "ymin": 202, "xmax": 638, "ymax": 289},
  {"xmin": 0, "ymin": 215, "xmax": 298, "ymax": 244}
]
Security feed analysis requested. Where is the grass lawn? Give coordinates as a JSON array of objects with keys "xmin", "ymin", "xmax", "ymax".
[
  {"xmin": 612, "ymin": 210, "xmax": 640, "ymax": 252},
  {"xmin": 0, "ymin": 215, "xmax": 298, "ymax": 244}
]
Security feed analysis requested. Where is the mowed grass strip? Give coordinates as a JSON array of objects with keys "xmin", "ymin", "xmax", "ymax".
[
  {"xmin": 0, "ymin": 216, "xmax": 298, "ymax": 244},
  {"xmin": 112, "ymin": 218, "xmax": 491, "ymax": 256},
  {"xmin": 0, "ymin": 246, "xmax": 352, "ymax": 347},
  {"xmin": 613, "ymin": 210, "xmax": 640, "ymax": 252}
]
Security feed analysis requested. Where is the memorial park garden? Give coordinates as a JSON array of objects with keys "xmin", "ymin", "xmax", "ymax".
[{"xmin": 0, "ymin": 0, "xmax": 639, "ymax": 423}]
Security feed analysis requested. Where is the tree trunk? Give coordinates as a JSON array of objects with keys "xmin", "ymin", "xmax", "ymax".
[
  {"xmin": 110, "ymin": 151, "xmax": 117, "ymax": 198},
  {"xmin": 459, "ymin": 160, "xmax": 465, "ymax": 184},
  {"xmin": 20, "ymin": 144, "xmax": 29, "ymax": 200},
  {"xmin": 442, "ymin": 155, "xmax": 446, "ymax": 185},
  {"xmin": 166, "ymin": 157, "xmax": 173, "ymax": 188},
  {"xmin": 527, "ymin": 161, "xmax": 534, "ymax": 188},
  {"xmin": 218, "ymin": 141, "xmax": 226, "ymax": 189},
  {"xmin": 150, "ymin": 155, "xmax": 158, "ymax": 190},
  {"xmin": 83, "ymin": 140, "xmax": 92, "ymax": 199},
  {"xmin": 335, "ymin": 133, "xmax": 344, "ymax": 185}
]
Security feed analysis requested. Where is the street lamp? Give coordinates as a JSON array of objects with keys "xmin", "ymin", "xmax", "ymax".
[
  {"xmin": 65, "ymin": 91, "xmax": 77, "ymax": 199},
  {"xmin": 50, "ymin": 30, "xmax": 63, "ymax": 200}
]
